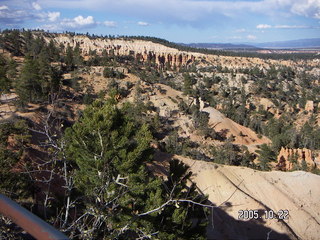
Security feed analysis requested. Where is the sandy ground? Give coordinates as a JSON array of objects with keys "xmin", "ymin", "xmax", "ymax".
[
  {"xmin": 202, "ymin": 106, "xmax": 271, "ymax": 146},
  {"xmin": 176, "ymin": 155, "xmax": 320, "ymax": 240}
]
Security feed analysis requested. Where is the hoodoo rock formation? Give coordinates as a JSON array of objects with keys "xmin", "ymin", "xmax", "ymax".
[
  {"xmin": 47, "ymin": 34, "xmax": 198, "ymax": 68},
  {"xmin": 136, "ymin": 52, "xmax": 195, "ymax": 68},
  {"xmin": 277, "ymin": 147, "xmax": 318, "ymax": 171}
]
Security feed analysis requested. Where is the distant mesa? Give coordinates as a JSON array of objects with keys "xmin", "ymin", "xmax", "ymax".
[
  {"xmin": 254, "ymin": 38, "xmax": 320, "ymax": 49},
  {"xmin": 181, "ymin": 42, "xmax": 259, "ymax": 50},
  {"xmin": 182, "ymin": 38, "xmax": 320, "ymax": 50}
]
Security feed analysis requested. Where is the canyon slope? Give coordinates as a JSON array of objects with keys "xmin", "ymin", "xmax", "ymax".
[
  {"xmin": 179, "ymin": 156, "xmax": 320, "ymax": 240},
  {"xmin": 1, "ymin": 31, "xmax": 320, "ymax": 239}
]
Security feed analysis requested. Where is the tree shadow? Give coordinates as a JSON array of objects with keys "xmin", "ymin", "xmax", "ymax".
[
  {"xmin": 206, "ymin": 203, "xmax": 294, "ymax": 240},
  {"xmin": 152, "ymin": 151, "xmax": 295, "ymax": 240}
]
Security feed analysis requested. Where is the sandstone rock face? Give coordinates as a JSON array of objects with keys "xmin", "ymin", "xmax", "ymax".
[
  {"xmin": 277, "ymin": 147, "xmax": 317, "ymax": 171},
  {"xmin": 46, "ymin": 34, "xmax": 198, "ymax": 69},
  {"xmin": 177, "ymin": 155, "xmax": 320, "ymax": 240}
]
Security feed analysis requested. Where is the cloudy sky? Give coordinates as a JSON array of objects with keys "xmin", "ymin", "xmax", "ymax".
[{"xmin": 0, "ymin": 0, "xmax": 319, "ymax": 43}]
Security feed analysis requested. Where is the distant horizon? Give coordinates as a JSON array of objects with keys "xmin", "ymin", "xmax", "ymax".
[
  {"xmin": 4, "ymin": 28, "xmax": 320, "ymax": 47},
  {"xmin": 0, "ymin": 0, "xmax": 319, "ymax": 43},
  {"xmin": 182, "ymin": 37, "xmax": 320, "ymax": 45}
]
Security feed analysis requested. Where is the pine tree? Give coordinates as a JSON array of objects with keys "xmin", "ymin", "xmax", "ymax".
[
  {"xmin": 48, "ymin": 66, "xmax": 62, "ymax": 95},
  {"xmin": 47, "ymin": 39, "xmax": 60, "ymax": 62},
  {"xmin": 183, "ymin": 73, "xmax": 196, "ymax": 95},
  {"xmin": 256, "ymin": 144, "xmax": 276, "ymax": 171},
  {"xmin": 15, "ymin": 55, "xmax": 42, "ymax": 105},
  {"xmin": 0, "ymin": 55, "xmax": 10, "ymax": 93},
  {"xmin": 0, "ymin": 120, "xmax": 32, "ymax": 200},
  {"xmin": 73, "ymin": 42, "xmax": 83, "ymax": 66},
  {"xmin": 65, "ymin": 44, "xmax": 74, "ymax": 70},
  {"xmin": 301, "ymin": 159, "xmax": 308, "ymax": 171},
  {"xmin": 64, "ymin": 99, "xmax": 155, "ymax": 238},
  {"xmin": 2, "ymin": 30, "xmax": 23, "ymax": 56},
  {"xmin": 7, "ymin": 59, "xmax": 18, "ymax": 81},
  {"xmin": 37, "ymin": 48, "xmax": 51, "ymax": 94},
  {"xmin": 63, "ymin": 100, "xmax": 208, "ymax": 239},
  {"xmin": 155, "ymin": 159, "xmax": 208, "ymax": 239}
]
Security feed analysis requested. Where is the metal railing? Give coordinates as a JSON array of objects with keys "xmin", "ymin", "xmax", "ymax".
[{"xmin": 0, "ymin": 194, "xmax": 69, "ymax": 240}]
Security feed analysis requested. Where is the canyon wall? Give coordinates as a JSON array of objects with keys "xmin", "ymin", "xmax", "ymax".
[{"xmin": 48, "ymin": 34, "xmax": 199, "ymax": 68}]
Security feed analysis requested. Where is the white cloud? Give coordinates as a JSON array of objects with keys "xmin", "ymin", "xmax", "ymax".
[
  {"xmin": 30, "ymin": 0, "xmax": 285, "ymax": 22},
  {"xmin": 257, "ymin": 24, "xmax": 311, "ymax": 29},
  {"xmin": 290, "ymin": 0, "xmax": 320, "ymax": 19},
  {"xmin": 61, "ymin": 15, "xmax": 95, "ymax": 28},
  {"xmin": 235, "ymin": 28, "xmax": 246, "ymax": 33},
  {"xmin": 39, "ymin": 0, "xmax": 262, "ymax": 24},
  {"xmin": 1, "ymin": 0, "xmax": 320, "ymax": 28},
  {"xmin": 256, "ymin": 24, "xmax": 272, "ymax": 29},
  {"xmin": 274, "ymin": 25, "xmax": 309, "ymax": 29},
  {"xmin": 0, "ymin": 5, "xmax": 9, "ymax": 10},
  {"xmin": 74, "ymin": 15, "xmax": 94, "ymax": 26},
  {"xmin": 104, "ymin": 20, "xmax": 117, "ymax": 27},
  {"xmin": 137, "ymin": 21, "xmax": 150, "ymax": 26},
  {"xmin": 0, "ymin": 1, "xmax": 59, "ymax": 26},
  {"xmin": 247, "ymin": 34, "xmax": 257, "ymax": 40},
  {"xmin": 42, "ymin": 15, "xmax": 96, "ymax": 31},
  {"xmin": 228, "ymin": 36, "xmax": 243, "ymax": 40},
  {"xmin": 0, "ymin": 0, "xmax": 319, "ymax": 34},
  {"xmin": 41, "ymin": 23, "xmax": 59, "ymax": 31},
  {"xmin": 48, "ymin": 11, "xmax": 60, "ymax": 22},
  {"xmin": 32, "ymin": 2, "xmax": 42, "ymax": 11},
  {"xmin": 0, "ymin": 8, "xmax": 31, "ymax": 23},
  {"xmin": 0, "ymin": 2, "xmax": 45, "ymax": 24}
]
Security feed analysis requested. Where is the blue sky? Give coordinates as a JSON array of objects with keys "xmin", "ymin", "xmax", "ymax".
[{"xmin": 0, "ymin": 0, "xmax": 319, "ymax": 43}]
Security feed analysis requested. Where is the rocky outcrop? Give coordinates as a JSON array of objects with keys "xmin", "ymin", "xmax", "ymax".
[
  {"xmin": 277, "ymin": 147, "xmax": 317, "ymax": 171},
  {"xmin": 305, "ymin": 100, "xmax": 314, "ymax": 112},
  {"xmin": 46, "ymin": 34, "xmax": 198, "ymax": 69}
]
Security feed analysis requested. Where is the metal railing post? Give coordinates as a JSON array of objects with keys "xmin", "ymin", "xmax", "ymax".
[{"xmin": 0, "ymin": 194, "xmax": 69, "ymax": 240}]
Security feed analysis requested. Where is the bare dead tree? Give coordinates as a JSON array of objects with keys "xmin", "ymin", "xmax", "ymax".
[{"xmin": 20, "ymin": 93, "xmax": 78, "ymax": 232}]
